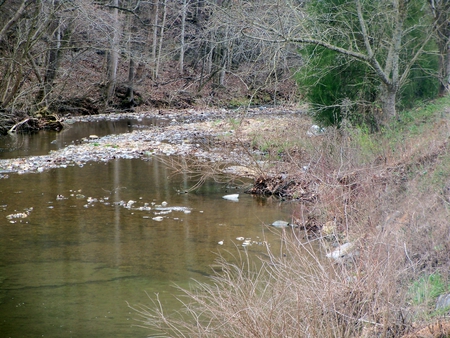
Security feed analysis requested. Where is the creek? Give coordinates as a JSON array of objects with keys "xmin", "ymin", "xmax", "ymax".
[{"xmin": 0, "ymin": 119, "xmax": 294, "ymax": 338}]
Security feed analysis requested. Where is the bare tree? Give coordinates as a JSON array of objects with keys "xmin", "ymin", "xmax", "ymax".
[
  {"xmin": 105, "ymin": 0, "xmax": 121, "ymax": 104},
  {"xmin": 179, "ymin": 0, "xmax": 188, "ymax": 74},
  {"xmin": 154, "ymin": 0, "xmax": 167, "ymax": 79},
  {"xmin": 35, "ymin": 0, "xmax": 65, "ymax": 107}
]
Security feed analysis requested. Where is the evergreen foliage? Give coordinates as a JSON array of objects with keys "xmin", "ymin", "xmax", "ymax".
[
  {"xmin": 297, "ymin": 46, "xmax": 378, "ymax": 127},
  {"xmin": 297, "ymin": 0, "xmax": 441, "ymax": 127}
]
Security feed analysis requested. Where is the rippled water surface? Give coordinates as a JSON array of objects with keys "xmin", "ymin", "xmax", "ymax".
[{"xmin": 0, "ymin": 128, "xmax": 294, "ymax": 337}]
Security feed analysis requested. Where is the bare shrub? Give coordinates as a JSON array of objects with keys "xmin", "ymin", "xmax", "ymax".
[{"xmin": 129, "ymin": 218, "xmax": 410, "ymax": 337}]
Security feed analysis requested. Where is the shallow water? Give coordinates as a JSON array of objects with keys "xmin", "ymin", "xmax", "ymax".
[
  {"xmin": 0, "ymin": 154, "xmax": 294, "ymax": 337},
  {"xmin": 0, "ymin": 117, "xmax": 164, "ymax": 159}
]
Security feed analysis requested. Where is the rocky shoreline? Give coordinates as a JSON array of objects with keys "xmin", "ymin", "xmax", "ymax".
[{"xmin": 0, "ymin": 107, "xmax": 305, "ymax": 180}]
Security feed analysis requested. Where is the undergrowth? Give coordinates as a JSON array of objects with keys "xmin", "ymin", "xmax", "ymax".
[{"xmin": 131, "ymin": 96, "xmax": 450, "ymax": 337}]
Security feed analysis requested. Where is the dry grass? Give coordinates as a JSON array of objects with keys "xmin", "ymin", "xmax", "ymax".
[{"xmin": 130, "ymin": 97, "xmax": 450, "ymax": 337}]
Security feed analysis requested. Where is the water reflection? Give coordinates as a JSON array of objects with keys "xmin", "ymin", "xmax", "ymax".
[{"xmin": 0, "ymin": 158, "xmax": 294, "ymax": 337}]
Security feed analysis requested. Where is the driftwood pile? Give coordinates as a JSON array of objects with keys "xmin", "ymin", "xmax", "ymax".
[{"xmin": 246, "ymin": 175, "xmax": 319, "ymax": 203}]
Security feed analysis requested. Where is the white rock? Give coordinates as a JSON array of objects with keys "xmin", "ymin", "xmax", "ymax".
[
  {"xmin": 271, "ymin": 220, "xmax": 290, "ymax": 228},
  {"xmin": 152, "ymin": 216, "xmax": 163, "ymax": 221},
  {"xmin": 6, "ymin": 212, "xmax": 28, "ymax": 220},
  {"xmin": 436, "ymin": 293, "xmax": 450, "ymax": 310},
  {"xmin": 242, "ymin": 239, "xmax": 252, "ymax": 246},
  {"xmin": 218, "ymin": 240, "xmax": 224, "ymax": 245},
  {"xmin": 307, "ymin": 124, "xmax": 326, "ymax": 137},
  {"xmin": 222, "ymin": 194, "xmax": 239, "ymax": 202},
  {"xmin": 326, "ymin": 242, "xmax": 355, "ymax": 261}
]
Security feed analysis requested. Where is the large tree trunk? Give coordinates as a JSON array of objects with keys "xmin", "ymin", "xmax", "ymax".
[
  {"xmin": 380, "ymin": 84, "xmax": 398, "ymax": 123},
  {"xmin": 36, "ymin": 0, "xmax": 62, "ymax": 106}
]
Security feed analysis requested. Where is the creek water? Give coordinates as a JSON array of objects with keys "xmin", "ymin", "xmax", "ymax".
[
  {"xmin": 0, "ymin": 121, "xmax": 295, "ymax": 338},
  {"xmin": 0, "ymin": 117, "xmax": 166, "ymax": 159}
]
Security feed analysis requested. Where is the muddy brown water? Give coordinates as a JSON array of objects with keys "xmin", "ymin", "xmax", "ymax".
[{"xmin": 0, "ymin": 124, "xmax": 295, "ymax": 338}]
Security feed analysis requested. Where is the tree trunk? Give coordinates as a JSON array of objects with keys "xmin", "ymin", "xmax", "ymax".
[
  {"xmin": 42, "ymin": 23, "xmax": 61, "ymax": 104},
  {"xmin": 437, "ymin": 41, "xmax": 450, "ymax": 96},
  {"xmin": 218, "ymin": 25, "xmax": 229, "ymax": 86},
  {"xmin": 155, "ymin": 0, "xmax": 167, "ymax": 79},
  {"xmin": 444, "ymin": 44, "xmax": 450, "ymax": 95},
  {"xmin": 432, "ymin": 0, "xmax": 450, "ymax": 96},
  {"xmin": 151, "ymin": 0, "xmax": 159, "ymax": 78},
  {"xmin": 35, "ymin": 0, "xmax": 62, "ymax": 106},
  {"xmin": 125, "ymin": 12, "xmax": 135, "ymax": 106},
  {"xmin": 106, "ymin": 0, "xmax": 120, "ymax": 104},
  {"xmin": 380, "ymin": 84, "xmax": 397, "ymax": 123},
  {"xmin": 126, "ymin": 58, "xmax": 135, "ymax": 105},
  {"xmin": 180, "ymin": 0, "xmax": 187, "ymax": 74}
]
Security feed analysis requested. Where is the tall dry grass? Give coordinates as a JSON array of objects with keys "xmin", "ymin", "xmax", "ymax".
[{"xmin": 130, "ymin": 226, "xmax": 409, "ymax": 337}]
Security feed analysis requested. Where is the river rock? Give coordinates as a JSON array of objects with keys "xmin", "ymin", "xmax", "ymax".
[
  {"xmin": 271, "ymin": 220, "xmax": 291, "ymax": 228},
  {"xmin": 307, "ymin": 124, "xmax": 326, "ymax": 137},
  {"xmin": 222, "ymin": 194, "xmax": 239, "ymax": 201},
  {"xmin": 242, "ymin": 239, "xmax": 252, "ymax": 246},
  {"xmin": 326, "ymin": 242, "xmax": 356, "ymax": 261},
  {"xmin": 436, "ymin": 293, "xmax": 450, "ymax": 310}
]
